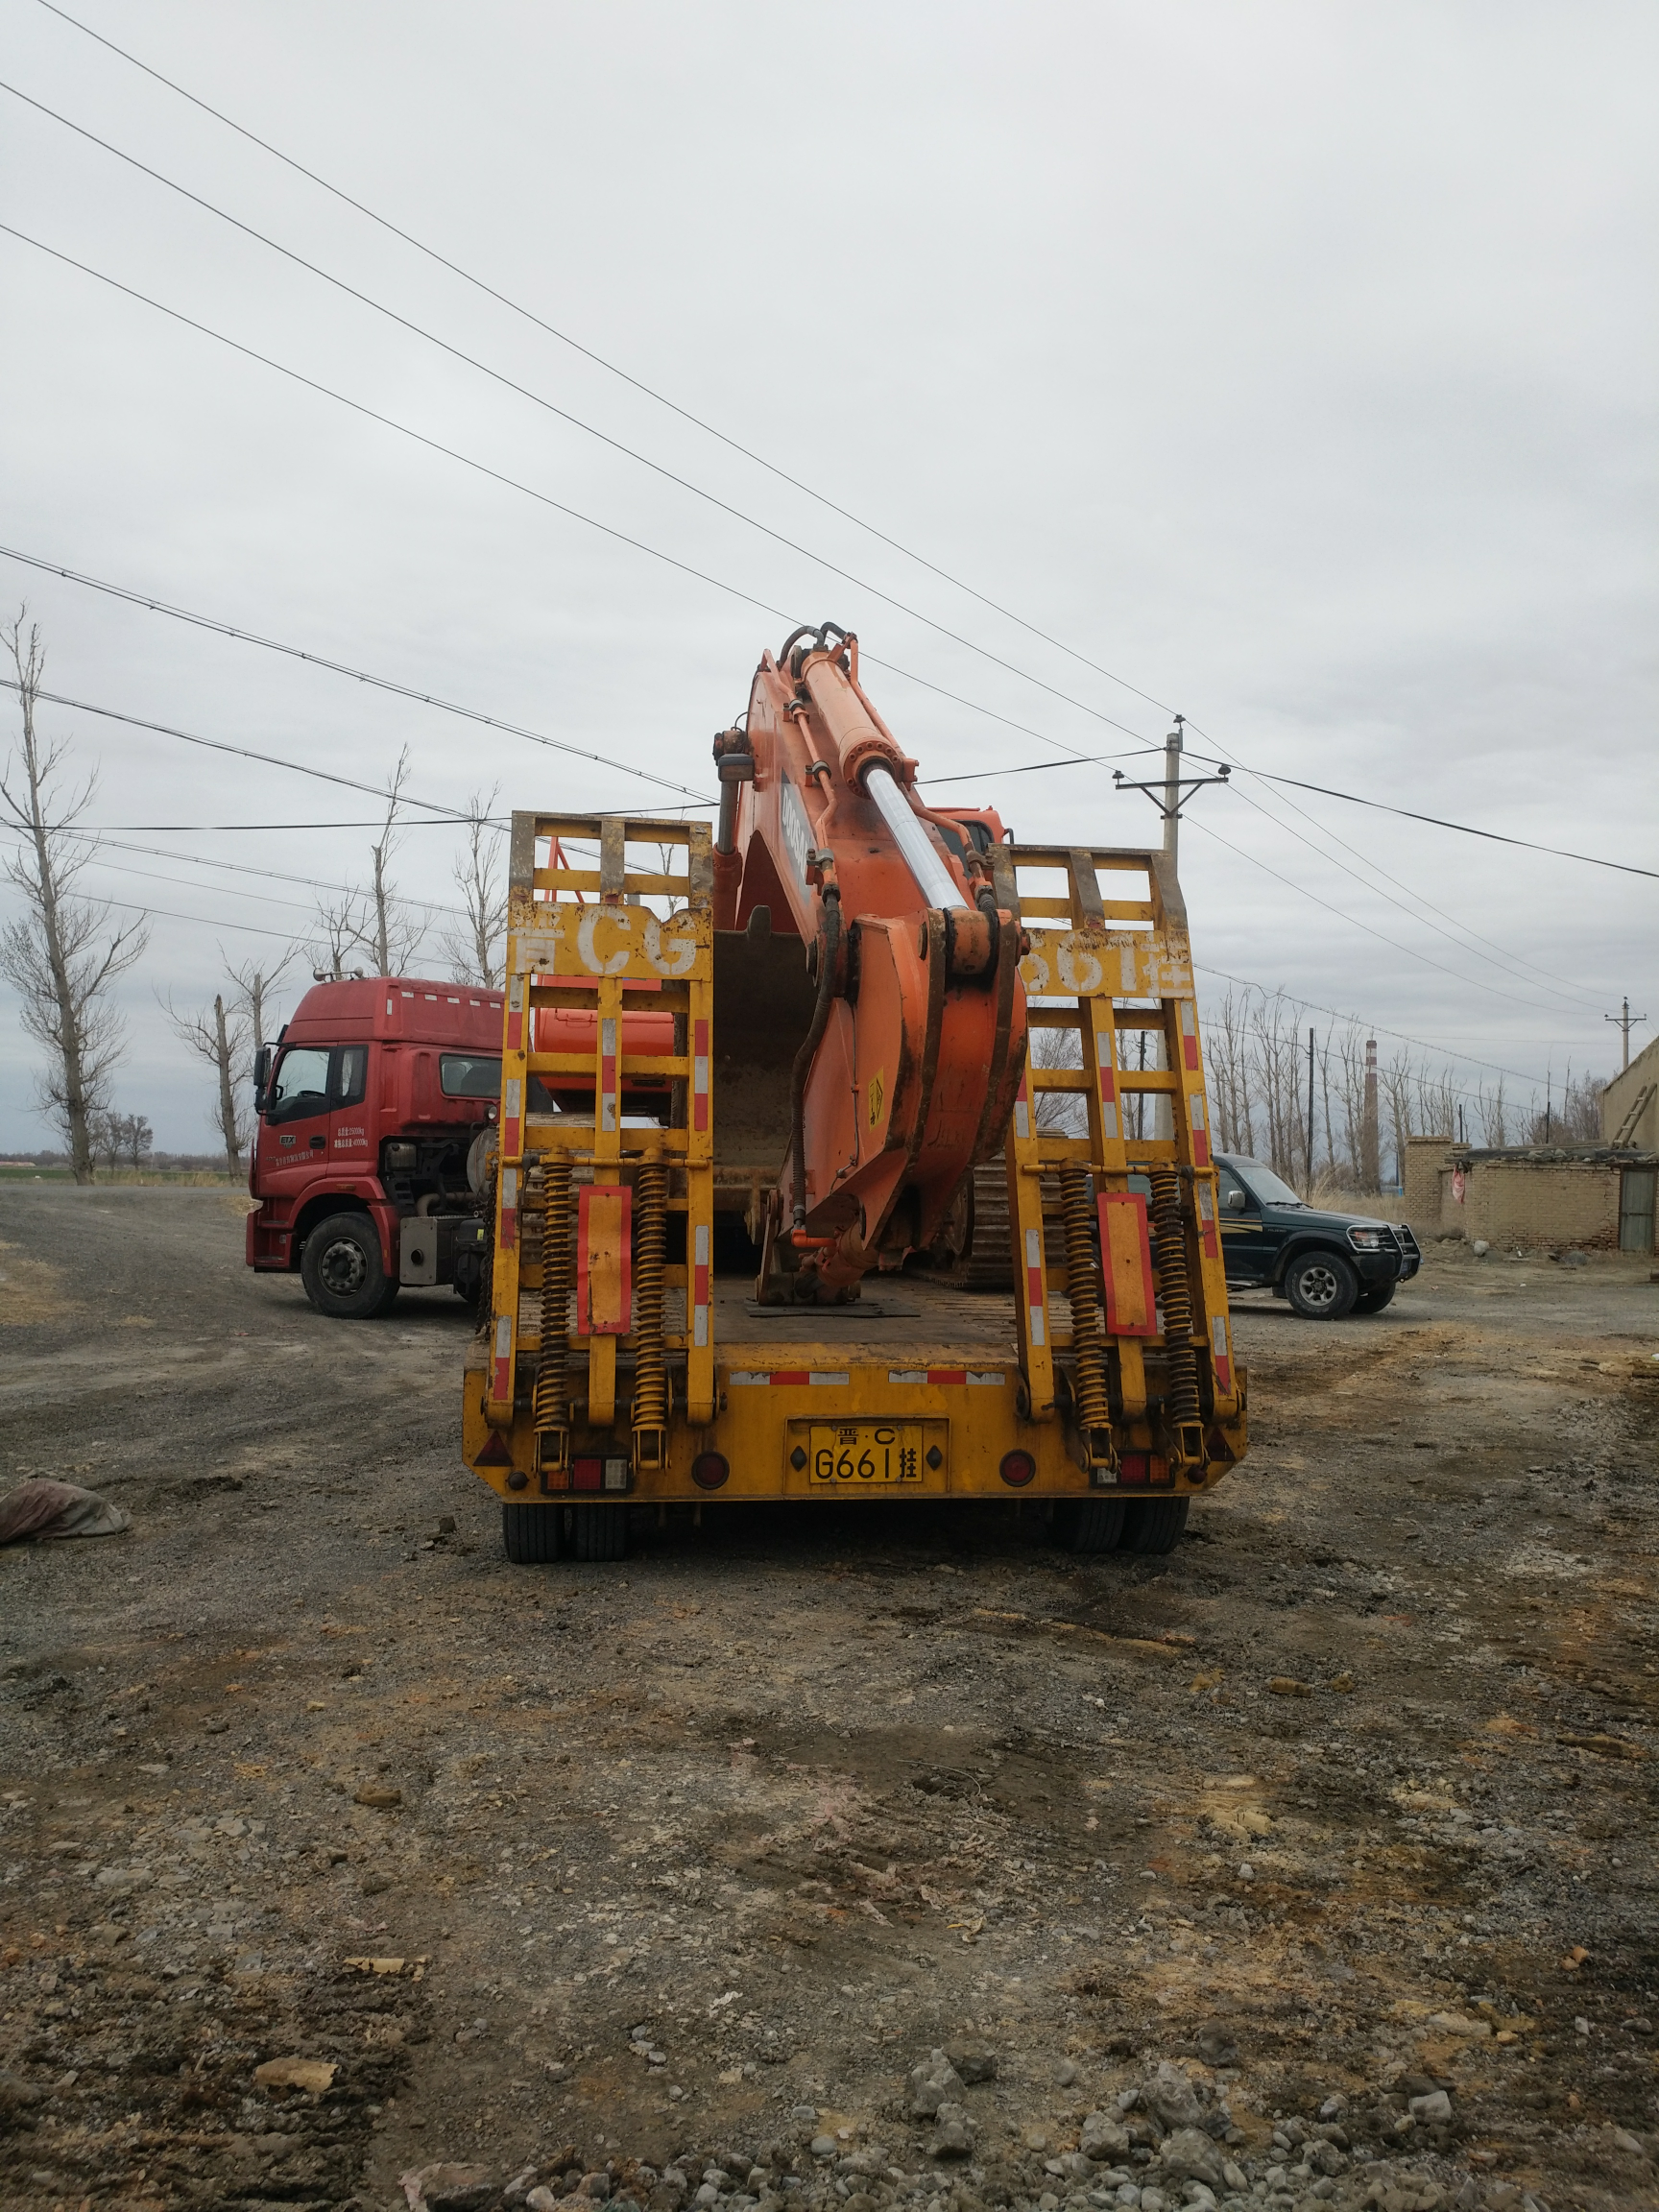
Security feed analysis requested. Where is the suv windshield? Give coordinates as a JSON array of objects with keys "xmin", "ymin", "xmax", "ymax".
[{"xmin": 1229, "ymin": 1157, "xmax": 1307, "ymax": 1208}]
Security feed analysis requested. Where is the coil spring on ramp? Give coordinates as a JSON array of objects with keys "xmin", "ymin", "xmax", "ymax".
[
  {"xmin": 1149, "ymin": 1166, "xmax": 1206, "ymax": 1471},
  {"xmin": 533, "ymin": 1154, "xmax": 573, "ymax": 1475},
  {"xmin": 632, "ymin": 1163, "xmax": 669, "ymax": 1471},
  {"xmin": 1060, "ymin": 1165, "xmax": 1115, "ymax": 1469}
]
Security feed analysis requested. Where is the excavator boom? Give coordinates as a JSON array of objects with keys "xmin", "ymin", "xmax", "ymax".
[{"xmin": 711, "ymin": 625, "xmax": 1025, "ymax": 1300}]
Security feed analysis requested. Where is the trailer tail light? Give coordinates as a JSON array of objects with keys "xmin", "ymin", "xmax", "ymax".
[
  {"xmin": 572, "ymin": 1456, "xmax": 603, "ymax": 1491},
  {"xmin": 603, "ymin": 1457, "xmax": 630, "ymax": 1493},
  {"xmin": 692, "ymin": 1452, "xmax": 729, "ymax": 1490},
  {"xmin": 998, "ymin": 1450, "xmax": 1036, "ymax": 1488},
  {"xmin": 1118, "ymin": 1453, "xmax": 1172, "ymax": 1487}
]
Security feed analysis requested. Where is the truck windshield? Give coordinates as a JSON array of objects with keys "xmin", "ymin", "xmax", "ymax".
[
  {"xmin": 441, "ymin": 1054, "xmax": 502, "ymax": 1098},
  {"xmin": 1230, "ymin": 1157, "xmax": 1306, "ymax": 1208},
  {"xmin": 267, "ymin": 1046, "xmax": 329, "ymax": 1123}
]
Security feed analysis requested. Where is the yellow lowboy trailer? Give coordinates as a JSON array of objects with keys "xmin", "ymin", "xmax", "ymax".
[{"xmin": 463, "ymin": 812, "xmax": 1246, "ymax": 1563}]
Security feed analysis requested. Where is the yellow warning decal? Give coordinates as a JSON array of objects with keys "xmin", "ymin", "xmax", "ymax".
[{"xmin": 867, "ymin": 1068, "xmax": 886, "ymax": 1127}]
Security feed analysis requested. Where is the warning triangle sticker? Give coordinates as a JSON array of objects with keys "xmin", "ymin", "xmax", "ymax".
[{"xmin": 474, "ymin": 1431, "xmax": 513, "ymax": 1467}]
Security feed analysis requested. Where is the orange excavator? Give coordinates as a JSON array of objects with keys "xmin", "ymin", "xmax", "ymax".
[
  {"xmin": 709, "ymin": 621, "xmax": 1025, "ymax": 1301},
  {"xmin": 465, "ymin": 625, "xmax": 1246, "ymax": 1566}
]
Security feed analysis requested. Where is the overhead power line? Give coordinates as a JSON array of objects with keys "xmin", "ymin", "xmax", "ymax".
[
  {"xmin": 30, "ymin": 0, "xmax": 1182, "ymax": 730},
  {"xmin": 1191, "ymin": 961, "xmax": 1552, "ymax": 1095},
  {"xmin": 29, "ymin": 3, "xmax": 1652, "ymax": 897},
  {"xmin": 1184, "ymin": 814, "xmax": 1597, "ymax": 1023},
  {"xmin": 0, "ymin": 74, "xmax": 1165, "ymax": 757}
]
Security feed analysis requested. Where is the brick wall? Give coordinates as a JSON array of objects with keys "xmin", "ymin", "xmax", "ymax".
[{"xmin": 1403, "ymin": 1140, "xmax": 1625, "ymax": 1248}]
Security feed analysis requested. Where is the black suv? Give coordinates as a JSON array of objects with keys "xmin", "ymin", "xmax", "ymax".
[{"xmin": 1216, "ymin": 1153, "xmax": 1421, "ymax": 1319}]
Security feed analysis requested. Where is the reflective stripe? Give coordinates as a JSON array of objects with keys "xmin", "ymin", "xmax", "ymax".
[
  {"xmin": 1189, "ymin": 1090, "xmax": 1211, "ymax": 1166},
  {"xmin": 491, "ymin": 1312, "xmax": 514, "ymax": 1403},
  {"xmin": 1024, "ymin": 1224, "xmax": 1046, "ymax": 1344},
  {"xmin": 692, "ymin": 1221, "xmax": 709, "ymax": 1345},
  {"xmin": 499, "ymin": 1165, "xmax": 518, "ymax": 1250},
  {"xmin": 506, "ymin": 972, "xmax": 524, "ymax": 1052},
  {"xmin": 1211, "ymin": 1311, "xmax": 1233, "ymax": 1392},
  {"xmin": 599, "ymin": 1017, "xmax": 619, "ymax": 1134},
  {"xmin": 730, "ymin": 1370, "xmax": 851, "ymax": 1385},
  {"xmin": 693, "ymin": 1018, "xmax": 710, "ymax": 1134},
  {"xmin": 885, "ymin": 1367, "xmax": 1008, "ymax": 1385},
  {"xmin": 502, "ymin": 1076, "xmax": 522, "ymax": 1160},
  {"xmin": 1013, "ymin": 1070, "xmax": 1030, "ymax": 1142},
  {"xmin": 1179, "ymin": 998, "xmax": 1199, "ymax": 1070}
]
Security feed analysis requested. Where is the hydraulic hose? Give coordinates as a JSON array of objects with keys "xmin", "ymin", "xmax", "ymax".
[{"xmin": 789, "ymin": 891, "xmax": 843, "ymax": 1232}]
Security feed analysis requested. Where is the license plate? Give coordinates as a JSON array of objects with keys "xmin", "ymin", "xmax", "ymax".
[{"xmin": 805, "ymin": 1421, "xmax": 926, "ymax": 1487}]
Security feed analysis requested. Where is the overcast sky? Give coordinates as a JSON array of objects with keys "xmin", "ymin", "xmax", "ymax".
[{"xmin": 2, "ymin": 0, "xmax": 1653, "ymax": 1156}]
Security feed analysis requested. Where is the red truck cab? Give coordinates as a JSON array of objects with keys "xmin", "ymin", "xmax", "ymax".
[{"xmin": 247, "ymin": 976, "xmax": 505, "ymax": 1318}]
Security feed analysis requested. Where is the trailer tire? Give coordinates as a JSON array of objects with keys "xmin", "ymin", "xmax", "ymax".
[
  {"xmin": 569, "ymin": 1504, "xmax": 629, "ymax": 1562},
  {"xmin": 1053, "ymin": 1498, "xmax": 1127, "ymax": 1553},
  {"xmin": 501, "ymin": 1503, "xmax": 563, "ymax": 1564},
  {"xmin": 1121, "ymin": 1496, "xmax": 1190, "ymax": 1554},
  {"xmin": 300, "ymin": 1212, "xmax": 397, "ymax": 1320},
  {"xmin": 1283, "ymin": 1249, "xmax": 1358, "ymax": 1320},
  {"xmin": 1352, "ymin": 1280, "xmax": 1397, "ymax": 1314}
]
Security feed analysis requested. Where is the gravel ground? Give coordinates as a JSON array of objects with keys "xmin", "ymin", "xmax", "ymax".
[{"xmin": 1, "ymin": 1187, "xmax": 1656, "ymax": 2212}]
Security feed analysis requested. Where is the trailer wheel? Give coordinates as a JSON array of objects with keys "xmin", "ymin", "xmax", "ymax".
[
  {"xmin": 1120, "ymin": 1497, "xmax": 1190, "ymax": 1554},
  {"xmin": 569, "ymin": 1504, "xmax": 630, "ymax": 1562},
  {"xmin": 501, "ymin": 1503, "xmax": 563, "ymax": 1564},
  {"xmin": 300, "ymin": 1212, "xmax": 398, "ymax": 1319},
  {"xmin": 1052, "ymin": 1498, "xmax": 1126, "ymax": 1553}
]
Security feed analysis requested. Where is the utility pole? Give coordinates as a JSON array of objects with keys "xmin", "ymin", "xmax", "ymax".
[
  {"xmin": 1605, "ymin": 996, "xmax": 1647, "ymax": 1070},
  {"xmin": 1114, "ymin": 716, "xmax": 1231, "ymax": 878},
  {"xmin": 1362, "ymin": 1036, "xmax": 1380, "ymax": 1189},
  {"xmin": 1306, "ymin": 1027, "xmax": 1315, "ymax": 1196}
]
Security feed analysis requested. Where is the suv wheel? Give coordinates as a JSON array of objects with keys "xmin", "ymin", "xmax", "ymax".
[
  {"xmin": 1284, "ymin": 1249, "xmax": 1358, "ymax": 1320},
  {"xmin": 301, "ymin": 1212, "xmax": 398, "ymax": 1319}
]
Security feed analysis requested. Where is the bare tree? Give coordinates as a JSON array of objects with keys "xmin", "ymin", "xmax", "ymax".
[
  {"xmin": 227, "ymin": 951, "xmax": 290, "ymax": 1056},
  {"xmin": 0, "ymin": 612, "xmax": 149, "ymax": 1182},
  {"xmin": 300, "ymin": 889, "xmax": 369, "ymax": 982},
  {"xmin": 1205, "ymin": 987, "xmax": 1254, "ymax": 1155},
  {"xmin": 440, "ymin": 789, "xmax": 508, "ymax": 987},
  {"xmin": 90, "ymin": 1105, "xmax": 123, "ymax": 1175},
  {"xmin": 121, "ymin": 1112, "xmax": 153, "ymax": 1173},
  {"xmin": 163, "ymin": 986, "xmax": 250, "ymax": 1177},
  {"xmin": 367, "ymin": 747, "xmax": 427, "ymax": 976},
  {"xmin": 1030, "ymin": 1018, "xmax": 1086, "ymax": 1137}
]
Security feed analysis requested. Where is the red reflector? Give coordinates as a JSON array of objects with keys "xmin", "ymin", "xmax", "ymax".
[
  {"xmin": 692, "ymin": 1452, "xmax": 730, "ymax": 1491},
  {"xmin": 1119, "ymin": 1452, "xmax": 1149, "ymax": 1485},
  {"xmin": 572, "ymin": 1455, "xmax": 603, "ymax": 1492},
  {"xmin": 474, "ymin": 1431, "xmax": 513, "ymax": 1467},
  {"xmin": 998, "ymin": 1450, "xmax": 1036, "ymax": 1488}
]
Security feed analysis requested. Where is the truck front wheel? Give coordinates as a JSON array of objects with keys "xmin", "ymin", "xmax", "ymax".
[{"xmin": 300, "ymin": 1212, "xmax": 398, "ymax": 1320}]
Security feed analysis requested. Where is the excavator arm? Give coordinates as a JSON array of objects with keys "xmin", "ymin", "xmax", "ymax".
[{"xmin": 710, "ymin": 624, "xmax": 1027, "ymax": 1301}]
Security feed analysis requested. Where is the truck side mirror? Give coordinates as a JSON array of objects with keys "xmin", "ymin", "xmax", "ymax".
[
  {"xmin": 1224, "ymin": 1187, "xmax": 1248, "ymax": 1213},
  {"xmin": 253, "ymin": 1045, "xmax": 272, "ymax": 1113}
]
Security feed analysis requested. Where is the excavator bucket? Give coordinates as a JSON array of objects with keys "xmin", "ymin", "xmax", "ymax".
[{"xmin": 710, "ymin": 915, "xmax": 818, "ymax": 1241}]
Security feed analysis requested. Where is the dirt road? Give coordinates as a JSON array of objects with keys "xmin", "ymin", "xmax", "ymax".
[{"xmin": 2, "ymin": 1188, "xmax": 1656, "ymax": 2212}]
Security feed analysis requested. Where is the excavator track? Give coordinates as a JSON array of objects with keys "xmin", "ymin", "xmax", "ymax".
[{"xmin": 962, "ymin": 1162, "xmax": 1014, "ymax": 1290}]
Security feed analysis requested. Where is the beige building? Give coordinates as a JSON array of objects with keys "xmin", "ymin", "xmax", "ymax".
[
  {"xmin": 1405, "ymin": 1134, "xmax": 1657, "ymax": 1253},
  {"xmin": 1603, "ymin": 1031, "xmax": 1659, "ymax": 1151}
]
